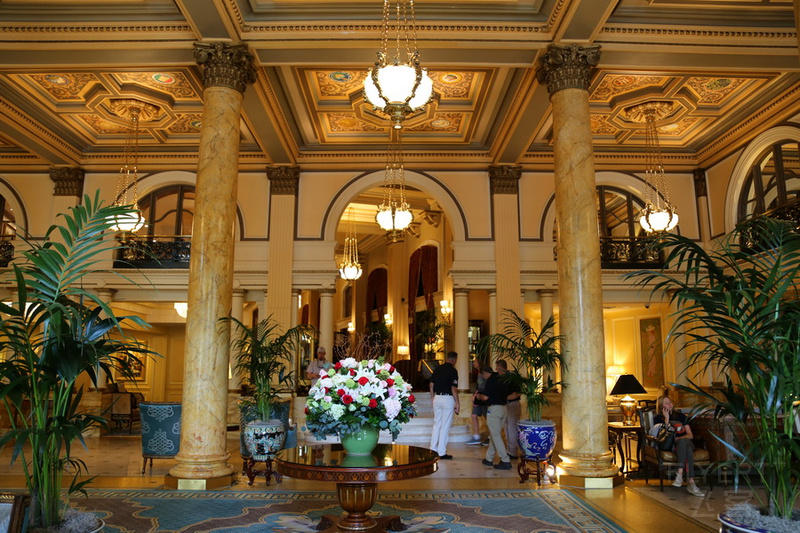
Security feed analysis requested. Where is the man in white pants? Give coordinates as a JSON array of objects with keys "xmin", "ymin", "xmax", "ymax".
[{"xmin": 429, "ymin": 352, "xmax": 460, "ymax": 459}]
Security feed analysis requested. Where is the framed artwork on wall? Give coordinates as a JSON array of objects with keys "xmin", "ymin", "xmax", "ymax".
[{"xmin": 639, "ymin": 316, "xmax": 664, "ymax": 390}]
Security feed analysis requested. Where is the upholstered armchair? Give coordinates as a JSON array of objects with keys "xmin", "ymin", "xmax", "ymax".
[
  {"xmin": 139, "ymin": 401, "xmax": 181, "ymax": 474},
  {"xmin": 638, "ymin": 407, "xmax": 712, "ymax": 491}
]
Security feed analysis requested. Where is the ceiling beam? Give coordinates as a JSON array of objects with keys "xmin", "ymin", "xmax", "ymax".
[
  {"xmin": 174, "ymin": 0, "xmax": 239, "ymax": 41},
  {"xmin": 552, "ymin": 0, "xmax": 619, "ymax": 43}
]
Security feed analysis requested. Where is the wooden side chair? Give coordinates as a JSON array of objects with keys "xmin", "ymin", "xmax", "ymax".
[
  {"xmin": 139, "ymin": 401, "xmax": 181, "ymax": 474},
  {"xmin": 638, "ymin": 407, "xmax": 713, "ymax": 491}
]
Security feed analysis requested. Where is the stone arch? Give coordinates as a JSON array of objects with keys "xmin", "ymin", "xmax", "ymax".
[
  {"xmin": 0, "ymin": 177, "xmax": 28, "ymax": 233},
  {"xmin": 725, "ymin": 125, "xmax": 800, "ymax": 233},
  {"xmin": 322, "ymin": 169, "xmax": 467, "ymax": 243}
]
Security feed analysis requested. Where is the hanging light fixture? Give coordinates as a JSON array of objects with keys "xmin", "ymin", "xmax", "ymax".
[
  {"xmin": 339, "ymin": 207, "xmax": 363, "ymax": 281},
  {"xmin": 627, "ymin": 101, "xmax": 679, "ymax": 233},
  {"xmin": 375, "ymin": 131, "xmax": 414, "ymax": 238},
  {"xmin": 109, "ymin": 99, "xmax": 158, "ymax": 233},
  {"xmin": 363, "ymin": 0, "xmax": 434, "ymax": 129}
]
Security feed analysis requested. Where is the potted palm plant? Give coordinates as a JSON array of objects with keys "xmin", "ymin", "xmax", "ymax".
[
  {"xmin": 226, "ymin": 316, "xmax": 316, "ymax": 461},
  {"xmin": 477, "ymin": 309, "xmax": 565, "ymax": 461},
  {"xmin": 0, "ymin": 193, "xmax": 154, "ymax": 532},
  {"xmin": 629, "ymin": 216, "xmax": 800, "ymax": 532}
]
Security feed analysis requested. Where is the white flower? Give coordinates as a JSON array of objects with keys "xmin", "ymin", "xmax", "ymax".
[
  {"xmin": 340, "ymin": 357, "xmax": 357, "ymax": 368},
  {"xmin": 384, "ymin": 398, "xmax": 401, "ymax": 421},
  {"xmin": 329, "ymin": 404, "xmax": 345, "ymax": 420}
]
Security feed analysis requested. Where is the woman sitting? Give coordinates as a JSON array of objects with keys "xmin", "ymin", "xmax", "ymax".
[{"xmin": 654, "ymin": 391, "xmax": 705, "ymax": 497}]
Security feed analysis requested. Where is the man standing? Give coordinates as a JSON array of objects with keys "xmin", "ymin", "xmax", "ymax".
[
  {"xmin": 429, "ymin": 351, "xmax": 460, "ymax": 459},
  {"xmin": 306, "ymin": 346, "xmax": 331, "ymax": 387},
  {"xmin": 495, "ymin": 359, "xmax": 521, "ymax": 459},
  {"xmin": 476, "ymin": 365, "xmax": 512, "ymax": 470}
]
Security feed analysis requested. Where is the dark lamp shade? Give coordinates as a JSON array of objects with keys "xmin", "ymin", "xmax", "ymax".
[{"xmin": 609, "ymin": 374, "xmax": 647, "ymax": 396}]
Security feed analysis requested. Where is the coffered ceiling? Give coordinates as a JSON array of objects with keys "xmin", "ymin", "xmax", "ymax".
[{"xmin": 0, "ymin": 0, "xmax": 798, "ymax": 175}]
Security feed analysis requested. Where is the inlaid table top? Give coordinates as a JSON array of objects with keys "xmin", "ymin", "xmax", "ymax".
[{"xmin": 275, "ymin": 443, "xmax": 439, "ymax": 483}]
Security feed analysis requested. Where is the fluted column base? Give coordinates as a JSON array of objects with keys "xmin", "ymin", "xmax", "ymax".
[
  {"xmin": 167, "ymin": 449, "xmax": 235, "ymax": 488},
  {"xmin": 558, "ymin": 449, "xmax": 619, "ymax": 479}
]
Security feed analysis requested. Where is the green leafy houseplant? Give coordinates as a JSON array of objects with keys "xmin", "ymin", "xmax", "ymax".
[
  {"xmin": 227, "ymin": 316, "xmax": 316, "ymax": 421},
  {"xmin": 478, "ymin": 309, "xmax": 565, "ymax": 422},
  {"xmin": 629, "ymin": 216, "xmax": 800, "ymax": 522},
  {"xmin": 0, "ymin": 193, "xmax": 154, "ymax": 531}
]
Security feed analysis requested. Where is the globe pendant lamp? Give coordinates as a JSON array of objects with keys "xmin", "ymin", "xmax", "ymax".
[
  {"xmin": 363, "ymin": 0, "xmax": 434, "ymax": 129},
  {"xmin": 627, "ymin": 101, "xmax": 679, "ymax": 234},
  {"xmin": 109, "ymin": 99, "xmax": 158, "ymax": 233},
  {"xmin": 375, "ymin": 131, "xmax": 413, "ymax": 240},
  {"xmin": 339, "ymin": 208, "xmax": 363, "ymax": 281}
]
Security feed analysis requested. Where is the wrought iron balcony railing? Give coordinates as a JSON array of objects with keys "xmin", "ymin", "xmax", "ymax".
[
  {"xmin": 740, "ymin": 199, "xmax": 800, "ymax": 250},
  {"xmin": 114, "ymin": 235, "xmax": 191, "ymax": 269},
  {"xmin": 599, "ymin": 236, "xmax": 663, "ymax": 269}
]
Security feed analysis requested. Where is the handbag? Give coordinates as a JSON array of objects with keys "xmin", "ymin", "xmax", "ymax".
[{"xmin": 655, "ymin": 423, "xmax": 676, "ymax": 451}]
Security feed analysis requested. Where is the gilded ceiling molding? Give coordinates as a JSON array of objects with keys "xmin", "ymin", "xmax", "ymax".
[
  {"xmin": 252, "ymin": 68, "xmax": 300, "ymax": 157},
  {"xmin": 693, "ymin": 168, "xmax": 708, "ymax": 198},
  {"xmin": 545, "ymin": 0, "xmax": 570, "ymax": 32},
  {"xmin": 242, "ymin": 22, "xmax": 548, "ymax": 36},
  {"xmin": 0, "ymin": 98, "xmax": 79, "ymax": 161},
  {"xmin": 267, "ymin": 166, "xmax": 300, "ymax": 196},
  {"xmin": 193, "ymin": 42, "xmax": 256, "ymax": 94},
  {"xmin": 489, "ymin": 165, "xmax": 521, "ymax": 195},
  {"xmin": 490, "ymin": 68, "xmax": 538, "ymax": 156},
  {"xmin": 0, "ymin": 24, "xmax": 193, "ymax": 36},
  {"xmin": 697, "ymin": 82, "xmax": 800, "ymax": 162},
  {"xmin": 536, "ymin": 44, "xmax": 601, "ymax": 95},
  {"xmin": 600, "ymin": 26, "xmax": 796, "ymax": 40},
  {"xmin": 49, "ymin": 167, "xmax": 84, "ymax": 197}
]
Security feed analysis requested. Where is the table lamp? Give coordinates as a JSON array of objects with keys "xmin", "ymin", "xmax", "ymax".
[{"xmin": 609, "ymin": 374, "xmax": 647, "ymax": 425}]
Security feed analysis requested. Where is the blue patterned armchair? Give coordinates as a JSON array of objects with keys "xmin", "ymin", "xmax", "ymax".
[{"xmin": 139, "ymin": 401, "xmax": 181, "ymax": 474}]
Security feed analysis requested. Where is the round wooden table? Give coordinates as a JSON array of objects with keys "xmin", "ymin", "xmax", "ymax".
[{"xmin": 275, "ymin": 443, "xmax": 438, "ymax": 532}]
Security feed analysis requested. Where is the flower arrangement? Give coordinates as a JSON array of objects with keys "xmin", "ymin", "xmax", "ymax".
[{"xmin": 305, "ymin": 357, "xmax": 416, "ymax": 440}]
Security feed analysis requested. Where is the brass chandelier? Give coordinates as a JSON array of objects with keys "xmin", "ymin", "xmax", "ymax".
[
  {"xmin": 109, "ymin": 99, "xmax": 158, "ymax": 233},
  {"xmin": 363, "ymin": 0, "xmax": 434, "ymax": 129},
  {"xmin": 375, "ymin": 131, "xmax": 413, "ymax": 238},
  {"xmin": 627, "ymin": 101, "xmax": 679, "ymax": 234},
  {"xmin": 339, "ymin": 208, "xmax": 363, "ymax": 281}
]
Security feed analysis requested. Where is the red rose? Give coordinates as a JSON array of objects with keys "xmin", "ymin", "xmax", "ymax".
[
  {"xmin": 337, "ymin": 389, "xmax": 345, "ymax": 396},
  {"xmin": 324, "ymin": 387, "xmax": 330, "ymax": 394},
  {"xmin": 342, "ymin": 394, "xmax": 353, "ymax": 405},
  {"xmin": 409, "ymin": 394, "xmax": 415, "ymax": 403},
  {"xmin": 386, "ymin": 378, "xmax": 394, "ymax": 386},
  {"xmin": 389, "ymin": 365, "xmax": 395, "ymax": 373},
  {"xmin": 358, "ymin": 376, "xmax": 369, "ymax": 386},
  {"xmin": 368, "ymin": 399, "xmax": 377, "ymax": 408},
  {"xmin": 334, "ymin": 362, "xmax": 342, "ymax": 370},
  {"xmin": 349, "ymin": 369, "xmax": 356, "ymax": 376},
  {"xmin": 304, "ymin": 406, "xmax": 309, "ymax": 414}
]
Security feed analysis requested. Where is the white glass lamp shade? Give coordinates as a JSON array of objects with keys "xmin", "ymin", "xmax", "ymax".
[
  {"xmin": 375, "ymin": 205, "xmax": 413, "ymax": 232},
  {"xmin": 109, "ymin": 210, "xmax": 144, "ymax": 233},
  {"xmin": 364, "ymin": 65, "xmax": 433, "ymax": 109},
  {"xmin": 339, "ymin": 263, "xmax": 363, "ymax": 281},
  {"xmin": 639, "ymin": 207, "xmax": 679, "ymax": 233}
]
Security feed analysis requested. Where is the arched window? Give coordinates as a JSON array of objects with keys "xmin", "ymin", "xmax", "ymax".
[
  {"xmin": 138, "ymin": 185, "xmax": 195, "ymax": 237},
  {"xmin": 553, "ymin": 185, "xmax": 661, "ymax": 268},
  {"xmin": 0, "ymin": 194, "xmax": 16, "ymax": 267},
  {"xmin": 738, "ymin": 140, "xmax": 800, "ymax": 223},
  {"xmin": 115, "ymin": 185, "xmax": 195, "ymax": 268}
]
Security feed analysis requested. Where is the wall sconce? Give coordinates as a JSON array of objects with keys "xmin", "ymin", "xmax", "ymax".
[
  {"xmin": 174, "ymin": 302, "xmax": 188, "ymax": 318},
  {"xmin": 347, "ymin": 322, "xmax": 355, "ymax": 332},
  {"xmin": 439, "ymin": 299, "xmax": 452, "ymax": 320},
  {"xmin": 384, "ymin": 313, "xmax": 392, "ymax": 326},
  {"xmin": 610, "ymin": 374, "xmax": 648, "ymax": 426}
]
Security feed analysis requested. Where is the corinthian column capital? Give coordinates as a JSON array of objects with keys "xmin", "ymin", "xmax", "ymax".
[
  {"xmin": 194, "ymin": 42, "xmax": 256, "ymax": 93},
  {"xmin": 536, "ymin": 44, "xmax": 601, "ymax": 96}
]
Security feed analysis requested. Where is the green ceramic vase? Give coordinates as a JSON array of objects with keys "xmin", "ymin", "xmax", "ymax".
[{"xmin": 340, "ymin": 425, "xmax": 380, "ymax": 455}]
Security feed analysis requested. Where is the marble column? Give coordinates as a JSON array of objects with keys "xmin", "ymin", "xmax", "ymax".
[
  {"xmin": 537, "ymin": 44, "xmax": 618, "ymax": 483},
  {"xmin": 490, "ymin": 165, "xmax": 523, "ymax": 320},
  {"xmin": 266, "ymin": 167, "xmax": 299, "ymax": 332},
  {"xmin": 291, "ymin": 290, "xmax": 300, "ymax": 328},
  {"xmin": 453, "ymin": 289, "xmax": 470, "ymax": 390},
  {"xmin": 169, "ymin": 42, "xmax": 255, "ymax": 489},
  {"xmin": 318, "ymin": 289, "xmax": 335, "ymax": 357},
  {"xmin": 50, "ymin": 167, "xmax": 84, "ymax": 216},
  {"xmin": 539, "ymin": 289, "xmax": 554, "ymax": 329},
  {"xmin": 488, "ymin": 290, "xmax": 497, "ymax": 337},
  {"xmin": 229, "ymin": 288, "xmax": 246, "ymax": 390}
]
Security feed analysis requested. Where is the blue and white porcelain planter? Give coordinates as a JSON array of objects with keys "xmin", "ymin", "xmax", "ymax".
[
  {"xmin": 517, "ymin": 419, "xmax": 557, "ymax": 460},
  {"xmin": 243, "ymin": 419, "xmax": 286, "ymax": 461}
]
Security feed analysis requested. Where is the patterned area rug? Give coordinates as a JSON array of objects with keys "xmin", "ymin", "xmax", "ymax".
[{"xmin": 69, "ymin": 489, "xmax": 626, "ymax": 533}]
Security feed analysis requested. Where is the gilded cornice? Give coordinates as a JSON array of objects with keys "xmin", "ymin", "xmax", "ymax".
[
  {"xmin": 0, "ymin": 23, "xmax": 193, "ymax": 38},
  {"xmin": 599, "ymin": 25, "xmax": 796, "ymax": 42},
  {"xmin": 0, "ymin": 98, "xmax": 79, "ymax": 162}
]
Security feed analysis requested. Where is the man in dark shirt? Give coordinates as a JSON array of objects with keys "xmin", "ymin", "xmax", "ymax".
[
  {"xmin": 429, "ymin": 351, "xmax": 460, "ymax": 459},
  {"xmin": 496, "ymin": 359, "xmax": 521, "ymax": 459},
  {"xmin": 476, "ymin": 365, "xmax": 512, "ymax": 469}
]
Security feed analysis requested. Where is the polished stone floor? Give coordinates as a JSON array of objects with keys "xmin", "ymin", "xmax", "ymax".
[{"xmin": 1, "ymin": 432, "xmax": 770, "ymax": 533}]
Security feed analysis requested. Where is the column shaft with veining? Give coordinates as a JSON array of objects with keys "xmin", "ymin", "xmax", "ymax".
[
  {"xmin": 537, "ymin": 44, "xmax": 617, "ymax": 481},
  {"xmin": 490, "ymin": 165, "xmax": 523, "ymax": 325},
  {"xmin": 169, "ymin": 42, "xmax": 255, "ymax": 488},
  {"xmin": 266, "ymin": 167, "xmax": 299, "ymax": 333}
]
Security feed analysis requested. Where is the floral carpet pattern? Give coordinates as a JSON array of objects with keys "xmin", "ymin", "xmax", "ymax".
[{"xmin": 70, "ymin": 489, "xmax": 626, "ymax": 533}]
